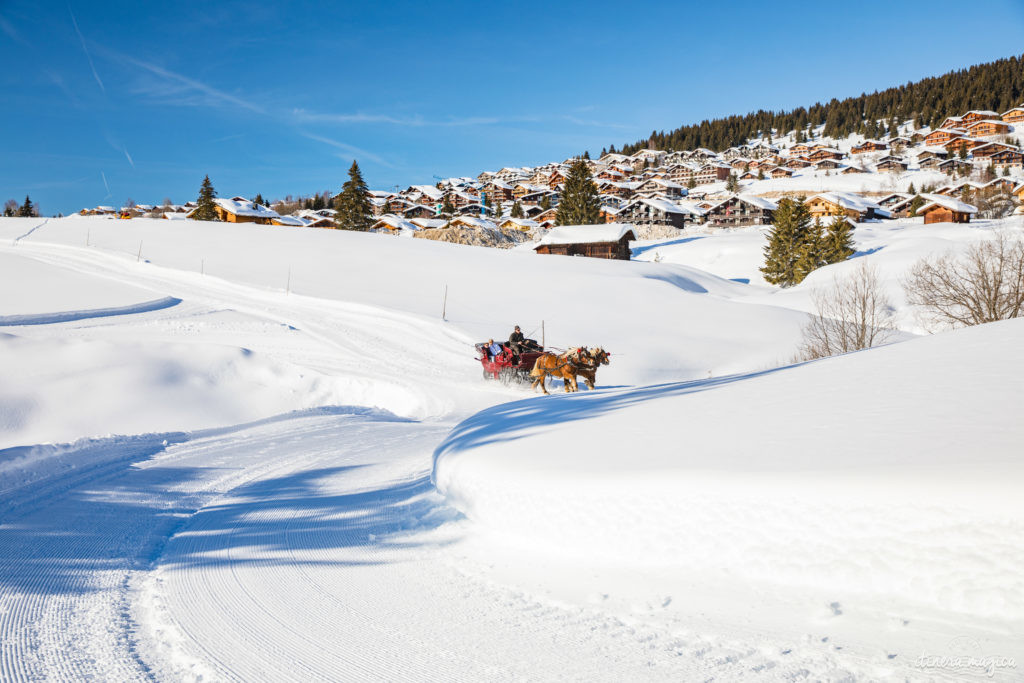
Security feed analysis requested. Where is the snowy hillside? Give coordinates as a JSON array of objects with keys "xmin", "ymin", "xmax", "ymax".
[{"xmin": 2, "ymin": 214, "xmax": 1022, "ymax": 681}]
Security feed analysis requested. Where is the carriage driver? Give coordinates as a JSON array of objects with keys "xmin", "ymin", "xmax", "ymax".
[{"xmin": 507, "ymin": 325, "xmax": 525, "ymax": 354}]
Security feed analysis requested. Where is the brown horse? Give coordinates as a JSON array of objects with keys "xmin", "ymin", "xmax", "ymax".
[
  {"xmin": 529, "ymin": 350, "xmax": 584, "ymax": 394},
  {"xmin": 575, "ymin": 347, "xmax": 611, "ymax": 390}
]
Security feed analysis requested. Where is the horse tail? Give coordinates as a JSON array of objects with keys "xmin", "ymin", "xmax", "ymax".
[{"xmin": 529, "ymin": 356, "xmax": 545, "ymax": 377}]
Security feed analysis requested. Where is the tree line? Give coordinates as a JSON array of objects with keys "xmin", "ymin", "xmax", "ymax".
[{"xmin": 611, "ymin": 54, "xmax": 1024, "ymax": 155}]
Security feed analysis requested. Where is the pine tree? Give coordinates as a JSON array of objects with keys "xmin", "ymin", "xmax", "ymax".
[
  {"xmin": 687, "ymin": 176, "xmax": 697, "ymax": 189},
  {"xmin": 253, "ymin": 193, "xmax": 265, "ymax": 207},
  {"xmin": 494, "ymin": 200, "xmax": 504, "ymax": 219},
  {"xmin": 760, "ymin": 197, "xmax": 811, "ymax": 287},
  {"xmin": 908, "ymin": 195, "xmax": 926, "ymax": 217},
  {"xmin": 334, "ymin": 160, "xmax": 373, "ymax": 231},
  {"xmin": 193, "ymin": 176, "xmax": 219, "ymax": 221},
  {"xmin": 17, "ymin": 195, "xmax": 36, "ymax": 217},
  {"xmin": 823, "ymin": 215, "xmax": 856, "ymax": 263},
  {"xmin": 511, "ymin": 200, "xmax": 524, "ymax": 218},
  {"xmin": 726, "ymin": 173, "xmax": 739, "ymax": 193},
  {"xmin": 907, "ymin": 182, "xmax": 915, "ymax": 194},
  {"xmin": 757, "ymin": 169, "xmax": 765, "ymax": 180},
  {"xmin": 539, "ymin": 194, "xmax": 552, "ymax": 211},
  {"xmin": 583, "ymin": 150, "xmax": 590, "ymax": 160},
  {"xmin": 440, "ymin": 196, "xmax": 455, "ymax": 218},
  {"xmin": 555, "ymin": 159, "xmax": 602, "ymax": 225},
  {"xmin": 794, "ymin": 218, "xmax": 827, "ymax": 282},
  {"xmin": 3, "ymin": 199, "xmax": 17, "ymax": 217},
  {"xmin": 312, "ymin": 193, "xmax": 325, "ymax": 211}
]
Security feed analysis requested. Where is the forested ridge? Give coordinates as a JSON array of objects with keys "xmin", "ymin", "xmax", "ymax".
[{"xmin": 612, "ymin": 55, "xmax": 1024, "ymax": 155}]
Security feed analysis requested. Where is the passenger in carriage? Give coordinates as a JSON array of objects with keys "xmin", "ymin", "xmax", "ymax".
[{"xmin": 486, "ymin": 338, "xmax": 503, "ymax": 359}]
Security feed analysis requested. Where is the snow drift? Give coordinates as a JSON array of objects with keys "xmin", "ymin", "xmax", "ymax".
[{"xmin": 433, "ymin": 318, "xmax": 1024, "ymax": 620}]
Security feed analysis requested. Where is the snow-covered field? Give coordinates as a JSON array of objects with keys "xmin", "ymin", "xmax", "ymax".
[{"xmin": 1, "ymin": 214, "xmax": 1022, "ymax": 680}]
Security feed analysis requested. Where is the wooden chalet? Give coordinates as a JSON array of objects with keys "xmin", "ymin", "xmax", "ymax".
[
  {"xmin": 785, "ymin": 157, "xmax": 812, "ymax": 169},
  {"xmin": 1000, "ymin": 106, "xmax": 1024, "ymax": 124},
  {"xmin": 944, "ymin": 137, "xmax": 983, "ymax": 155},
  {"xmin": 211, "ymin": 197, "xmax": 276, "ymax": 224},
  {"xmin": 403, "ymin": 204, "xmax": 437, "ymax": 219},
  {"xmin": 814, "ymin": 158, "xmax": 844, "ymax": 170},
  {"xmin": 808, "ymin": 148, "xmax": 844, "ymax": 162},
  {"xmin": 705, "ymin": 195, "xmax": 777, "ymax": 227},
  {"xmin": 695, "ymin": 164, "xmax": 731, "ymax": 184},
  {"xmin": 851, "ymin": 140, "xmax": 888, "ymax": 154},
  {"xmin": 771, "ymin": 167, "xmax": 794, "ymax": 178},
  {"xmin": 533, "ymin": 224, "xmax": 636, "ymax": 260},
  {"xmin": 620, "ymin": 197, "xmax": 694, "ymax": 229},
  {"xmin": 917, "ymin": 195, "xmax": 977, "ymax": 224},
  {"xmin": 875, "ymin": 156, "xmax": 908, "ymax": 173},
  {"xmin": 939, "ymin": 115, "xmax": 964, "ymax": 129},
  {"xmin": 970, "ymin": 142, "xmax": 1016, "ymax": 160},
  {"xmin": 990, "ymin": 148, "xmax": 1024, "ymax": 169},
  {"xmin": 925, "ymin": 128, "xmax": 965, "ymax": 146},
  {"xmin": 961, "ymin": 110, "xmax": 1000, "ymax": 127},
  {"xmin": 966, "ymin": 119, "xmax": 1011, "ymax": 137},
  {"xmin": 806, "ymin": 192, "xmax": 886, "ymax": 221}
]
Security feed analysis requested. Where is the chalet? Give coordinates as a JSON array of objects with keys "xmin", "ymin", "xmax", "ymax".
[
  {"xmin": 916, "ymin": 147, "xmax": 948, "ymax": 161},
  {"xmin": 851, "ymin": 140, "xmax": 888, "ymax": 154},
  {"xmin": 404, "ymin": 184, "xmax": 444, "ymax": 205},
  {"xmin": 936, "ymin": 158, "xmax": 974, "ymax": 175},
  {"xmin": 80, "ymin": 205, "xmax": 116, "ymax": 216},
  {"xmin": 498, "ymin": 217, "xmax": 540, "ymax": 232},
  {"xmin": 919, "ymin": 156, "xmax": 945, "ymax": 170},
  {"xmin": 813, "ymin": 158, "xmax": 845, "ymax": 170},
  {"xmin": 875, "ymin": 156, "xmax": 908, "ymax": 173},
  {"xmin": 917, "ymin": 195, "xmax": 977, "ymax": 224},
  {"xmin": 982, "ymin": 177, "xmax": 1016, "ymax": 193},
  {"xmin": 455, "ymin": 203, "xmax": 485, "ymax": 216},
  {"xmin": 602, "ymin": 181, "xmax": 639, "ymax": 199},
  {"xmin": 924, "ymin": 128, "xmax": 964, "ymax": 146},
  {"xmin": 210, "ymin": 197, "xmax": 279, "ymax": 224},
  {"xmin": 730, "ymin": 158, "xmax": 751, "ymax": 171},
  {"xmin": 705, "ymin": 195, "xmax": 777, "ymax": 227},
  {"xmin": 739, "ymin": 170, "xmax": 758, "ymax": 181},
  {"xmin": 636, "ymin": 177, "xmax": 687, "ymax": 199},
  {"xmin": 989, "ymin": 148, "xmax": 1024, "ymax": 169},
  {"xmin": 533, "ymin": 208, "xmax": 558, "ymax": 228},
  {"xmin": 599, "ymin": 152, "xmax": 631, "ymax": 165},
  {"xmin": 785, "ymin": 157, "xmax": 812, "ymax": 169},
  {"xmin": 944, "ymin": 137, "xmax": 982, "ymax": 155},
  {"xmin": 403, "ymin": 204, "xmax": 437, "ymax": 219},
  {"xmin": 513, "ymin": 183, "xmax": 548, "ymax": 200},
  {"xmin": 620, "ymin": 197, "xmax": 694, "ymax": 229},
  {"xmin": 1013, "ymin": 182, "xmax": 1024, "ymax": 203},
  {"xmin": 269, "ymin": 215, "xmax": 310, "ymax": 227},
  {"xmin": 408, "ymin": 217, "xmax": 448, "ymax": 230},
  {"xmin": 695, "ymin": 163, "xmax": 731, "ymax": 184},
  {"xmin": 807, "ymin": 147, "xmax": 844, "ymax": 162},
  {"xmin": 969, "ymin": 141, "xmax": 1017, "ymax": 159},
  {"xmin": 533, "ymin": 223, "xmax": 636, "ymax": 260},
  {"xmin": 599, "ymin": 205, "xmax": 624, "ymax": 223},
  {"xmin": 1000, "ymin": 106, "xmax": 1024, "ymax": 124},
  {"xmin": 371, "ymin": 215, "xmax": 420, "ymax": 233},
  {"xmin": 965, "ymin": 119, "xmax": 1011, "ymax": 138},
  {"xmin": 448, "ymin": 216, "xmax": 500, "ymax": 232},
  {"xmin": 939, "ymin": 115, "xmax": 964, "ymax": 129},
  {"xmin": 877, "ymin": 193, "xmax": 912, "ymax": 208},
  {"xmin": 888, "ymin": 137, "xmax": 911, "ymax": 152},
  {"xmin": 960, "ymin": 110, "xmax": 1000, "ymax": 126},
  {"xmin": 294, "ymin": 209, "xmax": 336, "ymax": 228},
  {"xmin": 790, "ymin": 143, "xmax": 812, "ymax": 155},
  {"xmin": 771, "ymin": 167, "xmax": 794, "ymax": 178},
  {"xmin": 806, "ymin": 192, "xmax": 888, "ymax": 221},
  {"xmin": 483, "ymin": 180, "xmax": 514, "ymax": 204},
  {"xmin": 547, "ymin": 170, "xmax": 566, "ymax": 190},
  {"xmin": 840, "ymin": 165, "xmax": 866, "ymax": 174}
]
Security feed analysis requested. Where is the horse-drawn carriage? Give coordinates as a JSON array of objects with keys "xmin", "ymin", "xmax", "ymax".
[
  {"xmin": 475, "ymin": 340, "xmax": 545, "ymax": 385},
  {"xmin": 477, "ymin": 338, "xmax": 611, "ymax": 392}
]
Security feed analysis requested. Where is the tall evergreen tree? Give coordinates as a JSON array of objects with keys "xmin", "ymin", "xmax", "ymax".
[
  {"xmin": 761, "ymin": 197, "xmax": 811, "ymax": 287},
  {"xmin": 510, "ymin": 200, "xmax": 524, "ymax": 218},
  {"xmin": 193, "ymin": 176, "xmax": 219, "ymax": 221},
  {"xmin": 554, "ymin": 159, "xmax": 601, "ymax": 225},
  {"xmin": 494, "ymin": 199, "xmax": 504, "ymax": 219},
  {"xmin": 795, "ymin": 218, "xmax": 827, "ymax": 282},
  {"xmin": 539, "ymin": 194, "xmax": 552, "ymax": 211},
  {"xmin": 253, "ymin": 193, "xmax": 265, "ymax": 208},
  {"xmin": 334, "ymin": 160, "xmax": 373, "ymax": 231},
  {"xmin": 17, "ymin": 195, "xmax": 36, "ymax": 217},
  {"xmin": 312, "ymin": 193, "xmax": 325, "ymax": 210},
  {"xmin": 726, "ymin": 173, "xmax": 740, "ymax": 193},
  {"xmin": 823, "ymin": 216, "xmax": 856, "ymax": 263},
  {"xmin": 440, "ymin": 196, "xmax": 455, "ymax": 218}
]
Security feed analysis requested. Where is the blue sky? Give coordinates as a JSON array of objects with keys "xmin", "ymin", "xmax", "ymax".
[{"xmin": 2, "ymin": 0, "xmax": 1024, "ymax": 215}]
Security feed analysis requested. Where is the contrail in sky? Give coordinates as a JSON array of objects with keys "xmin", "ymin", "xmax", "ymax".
[
  {"xmin": 101, "ymin": 170, "xmax": 111, "ymax": 198},
  {"xmin": 68, "ymin": 4, "xmax": 105, "ymax": 93},
  {"xmin": 123, "ymin": 149, "xmax": 135, "ymax": 169}
]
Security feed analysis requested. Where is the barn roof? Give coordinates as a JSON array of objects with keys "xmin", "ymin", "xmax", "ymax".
[
  {"xmin": 918, "ymin": 194, "xmax": 978, "ymax": 214},
  {"xmin": 535, "ymin": 223, "xmax": 635, "ymax": 247}
]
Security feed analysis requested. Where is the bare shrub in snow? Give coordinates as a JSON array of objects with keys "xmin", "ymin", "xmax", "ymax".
[
  {"xmin": 797, "ymin": 262, "xmax": 895, "ymax": 360},
  {"xmin": 903, "ymin": 231, "xmax": 1024, "ymax": 329},
  {"xmin": 972, "ymin": 189, "xmax": 1017, "ymax": 219}
]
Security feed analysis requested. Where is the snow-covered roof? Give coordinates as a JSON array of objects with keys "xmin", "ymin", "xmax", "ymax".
[
  {"xmin": 272, "ymin": 215, "xmax": 309, "ymax": 227},
  {"xmin": 409, "ymin": 218, "xmax": 448, "ymax": 229},
  {"xmin": 373, "ymin": 214, "xmax": 421, "ymax": 231},
  {"xmin": 535, "ymin": 223, "xmax": 635, "ymax": 247},
  {"xmin": 499, "ymin": 217, "xmax": 540, "ymax": 229},
  {"xmin": 809, "ymin": 192, "xmax": 881, "ymax": 212},
  {"xmin": 409, "ymin": 185, "xmax": 444, "ymax": 200},
  {"xmin": 450, "ymin": 216, "xmax": 500, "ymax": 232},
  {"xmin": 213, "ymin": 197, "xmax": 280, "ymax": 219},
  {"xmin": 918, "ymin": 194, "xmax": 978, "ymax": 214}
]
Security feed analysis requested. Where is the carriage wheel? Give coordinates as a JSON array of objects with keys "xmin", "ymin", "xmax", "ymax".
[{"xmin": 499, "ymin": 367, "xmax": 515, "ymax": 386}]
